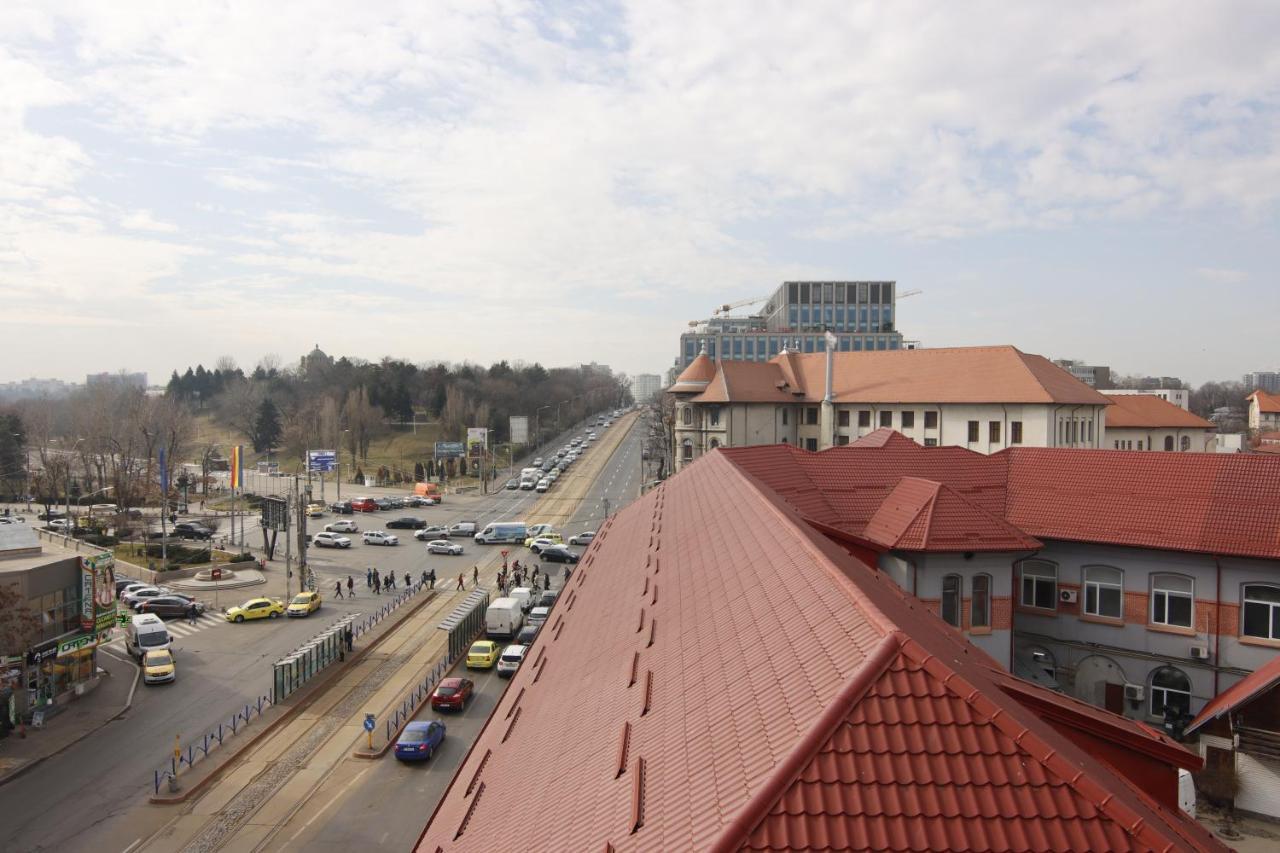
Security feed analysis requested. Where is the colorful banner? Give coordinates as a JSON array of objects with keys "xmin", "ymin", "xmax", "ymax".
[
  {"xmin": 230, "ymin": 445, "xmax": 243, "ymax": 489},
  {"xmin": 81, "ymin": 553, "xmax": 117, "ymax": 633},
  {"xmin": 466, "ymin": 428, "xmax": 488, "ymax": 459}
]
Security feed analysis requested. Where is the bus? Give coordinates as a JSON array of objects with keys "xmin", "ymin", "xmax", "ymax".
[{"xmin": 475, "ymin": 521, "xmax": 528, "ymax": 545}]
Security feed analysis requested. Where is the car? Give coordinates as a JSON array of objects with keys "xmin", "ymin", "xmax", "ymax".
[
  {"xmin": 465, "ymin": 640, "xmax": 499, "ymax": 669},
  {"xmin": 535, "ymin": 589, "xmax": 559, "ymax": 609},
  {"xmin": 504, "ymin": 479, "xmax": 519, "ymax": 490},
  {"xmin": 142, "ymin": 649, "xmax": 176, "ymax": 685},
  {"xmin": 47, "ymin": 518, "xmax": 70, "ymax": 531},
  {"xmin": 535, "ymin": 479, "xmax": 550, "ymax": 493},
  {"xmin": 394, "ymin": 720, "xmax": 445, "ymax": 762},
  {"xmin": 375, "ymin": 498, "xmax": 395, "ymax": 511},
  {"xmin": 448, "ymin": 521, "xmax": 477, "ymax": 537},
  {"xmin": 415, "ymin": 525, "xmax": 450, "ymax": 540},
  {"xmin": 539, "ymin": 545, "xmax": 579, "ymax": 564},
  {"xmin": 525, "ymin": 534, "xmax": 563, "ymax": 552},
  {"xmin": 225, "ymin": 597, "xmax": 285, "ymax": 622},
  {"xmin": 514, "ymin": 624, "xmax": 540, "ymax": 646},
  {"xmin": 497, "ymin": 644, "xmax": 528, "ymax": 678},
  {"xmin": 386, "ymin": 517, "xmax": 426, "ymax": 530},
  {"xmin": 114, "ymin": 576, "xmax": 140, "ymax": 596},
  {"xmin": 123, "ymin": 586, "xmax": 178, "ymax": 608},
  {"xmin": 587, "ymin": 433, "xmax": 597, "ymax": 441},
  {"xmin": 311, "ymin": 532, "xmax": 352, "ymax": 548},
  {"xmin": 287, "ymin": 591, "xmax": 322, "ymax": 617},
  {"xmin": 37, "ymin": 510, "xmax": 66, "ymax": 521},
  {"xmin": 430, "ymin": 677, "xmax": 475, "ymax": 711},
  {"xmin": 306, "ymin": 503, "xmax": 325, "ymax": 518},
  {"xmin": 137, "ymin": 596, "xmax": 206, "ymax": 619},
  {"xmin": 519, "ymin": 480, "xmax": 535, "ymax": 490},
  {"xmin": 350, "ymin": 497, "xmax": 378, "ymax": 512},
  {"xmin": 546, "ymin": 471, "xmax": 559, "ymax": 483},
  {"xmin": 568, "ymin": 531, "xmax": 595, "ymax": 545},
  {"xmin": 325, "ymin": 519, "xmax": 358, "ymax": 533},
  {"xmin": 118, "ymin": 581, "xmax": 152, "ymax": 599},
  {"xmin": 329, "ymin": 501, "xmax": 354, "ymax": 514},
  {"xmin": 388, "ymin": 497, "xmax": 408, "ymax": 509},
  {"xmin": 362, "ymin": 530, "xmax": 399, "ymax": 546},
  {"xmin": 174, "ymin": 522, "xmax": 214, "ymax": 540},
  {"xmin": 527, "ymin": 606, "xmax": 550, "ymax": 627},
  {"xmin": 425, "ymin": 539, "xmax": 464, "ymax": 555},
  {"xmin": 532, "ymin": 457, "xmax": 543, "ymax": 466},
  {"xmin": 405, "ymin": 495, "xmax": 437, "ymax": 507}
]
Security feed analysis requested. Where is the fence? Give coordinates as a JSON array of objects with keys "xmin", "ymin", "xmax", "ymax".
[
  {"xmin": 153, "ymin": 692, "xmax": 273, "ymax": 795},
  {"xmin": 351, "ymin": 577, "xmax": 433, "ymax": 641},
  {"xmin": 383, "ymin": 659, "xmax": 449, "ymax": 743}
]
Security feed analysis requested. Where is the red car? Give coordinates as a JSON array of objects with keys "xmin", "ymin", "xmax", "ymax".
[
  {"xmin": 430, "ymin": 677, "xmax": 475, "ymax": 711},
  {"xmin": 350, "ymin": 497, "xmax": 378, "ymax": 513}
]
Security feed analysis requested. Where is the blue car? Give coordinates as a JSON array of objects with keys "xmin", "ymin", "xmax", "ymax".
[{"xmin": 394, "ymin": 720, "xmax": 445, "ymax": 761}]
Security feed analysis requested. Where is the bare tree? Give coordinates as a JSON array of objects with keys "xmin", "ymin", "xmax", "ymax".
[{"xmin": 342, "ymin": 387, "xmax": 380, "ymax": 462}]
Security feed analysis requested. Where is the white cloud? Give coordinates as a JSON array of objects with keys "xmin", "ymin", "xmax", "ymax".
[
  {"xmin": 1195, "ymin": 267, "xmax": 1249, "ymax": 283},
  {"xmin": 210, "ymin": 173, "xmax": 277, "ymax": 193},
  {"xmin": 119, "ymin": 210, "xmax": 179, "ymax": 233}
]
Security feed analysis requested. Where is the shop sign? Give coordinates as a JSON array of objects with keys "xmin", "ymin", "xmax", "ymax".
[
  {"xmin": 28, "ymin": 642, "xmax": 58, "ymax": 664},
  {"xmin": 80, "ymin": 565, "xmax": 94, "ymax": 631},
  {"xmin": 57, "ymin": 633, "xmax": 97, "ymax": 658},
  {"xmin": 82, "ymin": 553, "xmax": 117, "ymax": 634}
]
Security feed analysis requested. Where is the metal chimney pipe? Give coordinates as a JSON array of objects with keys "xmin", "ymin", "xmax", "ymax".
[{"xmin": 824, "ymin": 332, "xmax": 837, "ymax": 403}]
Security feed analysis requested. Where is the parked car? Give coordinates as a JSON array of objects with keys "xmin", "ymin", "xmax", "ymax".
[
  {"xmin": 142, "ymin": 649, "xmax": 177, "ymax": 685},
  {"xmin": 526, "ymin": 536, "xmax": 563, "ymax": 554},
  {"xmin": 123, "ymin": 586, "xmax": 179, "ymax": 608},
  {"xmin": 174, "ymin": 522, "xmax": 214, "ymax": 540},
  {"xmin": 114, "ymin": 577, "xmax": 140, "ymax": 596},
  {"xmin": 568, "ymin": 531, "xmax": 595, "ymax": 545},
  {"xmin": 425, "ymin": 539, "xmax": 463, "ymax": 556},
  {"xmin": 394, "ymin": 720, "xmax": 445, "ymax": 762},
  {"xmin": 362, "ymin": 530, "xmax": 399, "ymax": 546},
  {"xmin": 287, "ymin": 591, "xmax": 322, "ymax": 617},
  {"xmin": 118, "ymin": 581, "xmax": 151, "ymax": 599},
  {"xmin": 37, "ymin": 510, "xmax": 66, "ymax": 521},
  {"xmin": 388, "ymin": 497, "xmax": 407, "ymax": 509},
  {"xmin": 406, "ymin": 495, "xmax": 438, "ymax": 507},
  {"xmin": 137, "ymin": 596, "xmax": 205, "ymax": 619},
  {"xmin": 350, "ymin": 497, "xmax": 378, "ymax": 512},
  {"xmin": 497, "ymin": 644, "xmax": 528, "ymax": 678},
  {"xmin": 535, "ymin": 479, "xmax": 550, "ymax": 493},
  {"xmin": 325, "ymin": 519, "xmax": 358, "ymax": 533},
  {"xmin": 329, "ymin": 501, "xmax": 354, "ymax": 515},
  {"xmin": 539, "ymin": 545, "xmax": 579, "ymax": 564},
  {"xmin": 527, "ymin": 606, "xmax": 550, "ymax": 627},
  {"xmin": 415, "ymin": 525, "xmax": 450, "ymax": 540},
  {"xmin": 305, "ymin": 503, "xmax": 325, "ymax": 518},
  {"xmin": 535, "ymin": 590, "xmax": 559, "ymax": 609},
  {"xmin": 386, "ymin": 517, "xmax": 426, "ymax": 530},
  {"xmin": 225, "ymin": 597, "xmax": 284, "ymax": 622},
  {"xmin": 311, "ymin": 532, "xmax": 352, "ymax": 548},
  {"xmin": 47, "ymin": 519, "xmax": 70, "ymax": 531},
  {"xmin": 430, "ymin": 677, "xmax": 475, "ymax": 711},
  {"xmin": 466, "ymin": 640, "xmax": 499, "ymax": 669},
  {"xmin": 374, "ymin": 498, "xmax": 395, "ymax": 511}
]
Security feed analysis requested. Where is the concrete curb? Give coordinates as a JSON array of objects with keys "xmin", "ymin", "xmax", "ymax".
[{"xmin": 147, "ymin": 589, "xmax": 439, "ymax": 805}]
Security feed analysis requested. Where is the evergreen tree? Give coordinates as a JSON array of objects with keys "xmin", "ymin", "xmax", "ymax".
[{"xmin": 251, "ymin": 399, "xmax": 282, "ymax": 452}]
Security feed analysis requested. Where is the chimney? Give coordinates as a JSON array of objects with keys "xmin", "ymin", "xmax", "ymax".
[{"xmin": 823, "ymin": 332, "xmax": 837, "ymax": 403}]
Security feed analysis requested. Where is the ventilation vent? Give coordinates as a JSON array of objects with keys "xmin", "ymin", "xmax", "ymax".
[
  {"xmin": 505, "ymin": 689, "xmax": 524, "ymax": 720},
  {"xmin": 650, "ymin": 583, "xmax": 658, "ymax": 606},
  {"xmin": 554, "ymin": 620, "xmax": 565, "ymax": 641},
  {"xmin": 642, "ymin": 670, "xmax": 653, "ymax": 716},
  {"xmin": 647, "ymin": 617, "xmax": 656, "ymax": 648},
  {"xmin": 630, "ymin": 756, "xmax": 647, "ymax": 833},
  {"xmin": 628, "ymin": 651, "xmax": 639, "ymax": 687},
  {"xmin": 502, "ymin": 706, "xmax": 522, "ymax": 743},
  {"xmin": 455, "ymin": 781, "xmax": 485, "ymax": 840},
  {"xmin": 642, "ymin": 576, "xmax": 649, "ymax": 596},
  {"xmin": 465, "ymin": 749, "xmax": 492, "ymax": 796},
  {"xmin": 615, "ymin": 721, "xmax": 632, "ymax": 778},
  {"xmin": 533, "ymin": 656, "xmax": 547, "ymax": 683},
  {"xmin": 637, "ymin": 607, "xmax": 645, "ymax": 633}
]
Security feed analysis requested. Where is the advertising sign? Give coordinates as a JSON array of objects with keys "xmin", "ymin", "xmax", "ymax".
[
  {"xmin": 57, "ymin": 633, "xmax": 96, "ymax": 658},
  {"xmin": 509, "ymin": 415, "xmax": 529, "ymax": 445},
  {"xmin": 434, "ymin": 441, "xmax": 464, "ymax": 459},
  {"xmin": 262, "ymin": 496, "xmax": 289, "ymax": 532},
  {"xmin": 307, "ymin": 450, "xmax": 337, "ymax": 473},
  {"xmin": 466, "ymin": 428, "xmax": 488, "ymax": 459},
  {"xmin": 82, "ymin": 553, "xmax": 118, "ymax": 633}
]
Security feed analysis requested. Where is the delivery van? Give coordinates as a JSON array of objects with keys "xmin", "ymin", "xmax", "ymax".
[
  {"xmin": 125, "ymin": 613, "xmax": 172, "ymax": 660},
  {"xmin": 413, "ymin": 482, "xmax": 443, "ymax": 503},
  {"xmin": 475, "ymin": 522, "xmax": 528, "ymax": 545},
  {"xmin": 485, "ymin": 598, "xmax": 524, "ymax": 640}
]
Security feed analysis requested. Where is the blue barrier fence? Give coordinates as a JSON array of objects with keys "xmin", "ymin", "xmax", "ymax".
[
  {"xmin": 384, "ymin": 660, "xmax": 449, "ymax": 743},
  {"xmin": 153, "ymin": 691, "xmax": 273, "ymax": 795}
]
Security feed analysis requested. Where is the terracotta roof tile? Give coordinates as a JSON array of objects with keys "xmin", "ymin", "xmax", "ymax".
[
  {"xmin": 1186, "ymin": 655, "xmax": 1280, "ymax": 735},
  {"xmin": 669, "ymin": 353, "xmax": 718, "ymax": 393},
  {"xmin": 1101, "ymin": 393, "xmax": 1215, "ymax": 429},
  {"xmin": 1249, "ymin": 389, "xmax": 1280, "ymax": 413},
  {"xmin": 863, "ymin": 477, "xmax": 1042, "ymax": 552}
]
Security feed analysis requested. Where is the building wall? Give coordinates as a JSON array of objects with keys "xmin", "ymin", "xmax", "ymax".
[
  {"xmin": 907, "ymin": 552, "xmax": 1016, "ymax": 668},
  {"xmin": 1104, "ymin": 426, "xmax": 1216, "ymax": 453},
  {"xmin": 1106, "ymin": 388, "xmax": 1191, "ymax": 410},
  {"xmin": 1249, "ymin": 398, "xmax": 1280, "ymax": 431}
]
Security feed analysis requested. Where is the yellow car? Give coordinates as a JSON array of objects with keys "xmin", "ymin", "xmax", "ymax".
[
  {"xmin": 524, "ymin": 532, "xmax": 563, "ymax": 549},
  {"xmin": 142, "ymin": 649, "xmax": 176, "ymax": 684},
  {"xmin": 225, "ymin": 597, "xmax": 285, "ymax": 622},
  {"xmin": 287, "ymin": 591, "xmax": 322, "ymax": 617},
  {"xmin": 466, "ymin": 641, "xmax": 499, "ymax": 669},
  {"xmin": 306, "ymin": 503, "xmax": 325, "ymax": 518}
]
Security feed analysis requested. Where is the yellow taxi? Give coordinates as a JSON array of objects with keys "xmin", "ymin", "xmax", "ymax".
[
  {"xmin": 524, "ymin": 532, "xmax": 563, "ymax": 549},
  {"xmin": 466, "ymin": 641, "xmax": 499, "ymax": 669},
  {"xmin": 225, "ymin": 597, "xmax": 285, "ymax": 622},
  {"xmin": 142, "ymin": 649, "xmax": 176, "ymax": 684},
  {"xmin": 287, "ymin": 591, "xmax": 322, "ymax": 617},
  {"xmin": 306, "ymin": 503, "xmax": 325, "ymax": 518}
]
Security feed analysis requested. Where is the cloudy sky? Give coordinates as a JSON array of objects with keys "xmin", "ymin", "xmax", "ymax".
[{"xmin": 2, "ymin": 1, "xmax": 1278, "ymax": 385}]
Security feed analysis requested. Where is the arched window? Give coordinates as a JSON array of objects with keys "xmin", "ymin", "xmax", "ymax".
[
  {"xmin": 971, "ymin": 574, "xmax": 991, "ymax": 629},
  {"xmin": 941, "ymin": 575, "xmax": 962, "ymax": 628},
  {"xmin": 1151, "ymin": 574, "xmax": 1193, "ymax": 628},
  {"xmin": 1029, "ymin": 646, "xmax": 1056, "ymax": 680},
  {"xmin": 1083, "ymin": 566, "xmax": 1123, "ymax": 619},
  {"xmin": 681, "ymin": 407, "xmax": 692, "ymax": 426},
  {"xmin": 1180, "ymin": 436, "xmax": 1191, "ymax": 451},
  {"xmin": 681, "ymin": 440, "xmax": 693, "ymax": 461},
  {"xmin": 1163, "ymin": 436, "xmax": 1174, "ymax": 451},
  {"xmin": 1150, "ymin": 666, "xmax": 1191, "ymax": 717},
  {"xmin": 709, "ymin": 439, "xmax": 720, "ymax": 450},
  {"xmin": 1019, "ymin": 560, "xmax": 1057, "ymax": 610},
  {"xmin": 1243, "ymin": 585, "xmax": 1280, "ymax": 640}
]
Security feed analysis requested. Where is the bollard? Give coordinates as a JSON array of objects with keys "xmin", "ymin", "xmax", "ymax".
[
  {"xmin": 168, "ymin": 771, "xmax": 180, "ymax": 794},
  {"xmin": 155, "ymin": 770, "xmax": 161, "ymax": 796}
]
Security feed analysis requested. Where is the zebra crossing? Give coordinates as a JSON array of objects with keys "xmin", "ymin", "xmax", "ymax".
[{"xmin": 101, "ymin": 612, "xmax": 226, "ymax": 652}]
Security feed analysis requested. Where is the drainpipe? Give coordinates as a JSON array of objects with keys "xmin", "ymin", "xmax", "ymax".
[
  {"xmin": 1000, "ymin": 404, "xmax": 1009, "ymax": 451},
  {"xmin": 1215, "ymin": 556, "xmax": 1223, "ymax": 698}
]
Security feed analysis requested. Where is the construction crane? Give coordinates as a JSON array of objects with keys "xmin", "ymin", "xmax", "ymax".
[
  {"xmin": 899, "ymin": 288, "xmax": 923, "ymax": 299},
  {"xmin": 713, "ymin": 295, "xmax": 770, "ymax": 317}
]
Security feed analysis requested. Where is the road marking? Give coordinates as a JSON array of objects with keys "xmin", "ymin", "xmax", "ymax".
[
  {"xmin": 285, "ymin": 765, "xmax": 372, "ymax": 844},
  {"xmin": 121, "ymin": 839, "xmax": 142, "ymax": 853}
]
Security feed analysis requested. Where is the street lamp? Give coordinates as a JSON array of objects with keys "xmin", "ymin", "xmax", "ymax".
[
  {"xmin": 535, "ymin": 405, "xmax": 552, "ymax": 446},
  {"xmin": 340, "ymin": 429, "xmax": 351, "ymax": 500}
]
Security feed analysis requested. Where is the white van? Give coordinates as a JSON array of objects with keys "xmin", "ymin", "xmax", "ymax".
[
  {"xmin": 125, "ymin": 613, "xmax": 172, "ymax": 660},
  {"xmin": 475, "ymin": 522, "xmax": 528, "ymax": 545},
  {"xmin": 509, "ymin": 587, "xmax": 535, "ymax": 613},
  {"xmin": 525, "ymin": 523, "xmax": 556, "ymax": 540},
  {"xmin": 448, "ymin": 520, "xmax": 478, "ymax": 537},
  {"xmin": 485, "ymin": 598, "xmax": 524, "ymax": 640}
]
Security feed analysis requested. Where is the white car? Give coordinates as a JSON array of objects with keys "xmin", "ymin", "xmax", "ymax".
[
  {"xmin": 362, "ymin": 530, "xmax": 399, "ymax": 546},
  {"xmin": 527, "ymin": 537, "xmax": 559, "ymax": 554},
  {"xmin": 535, "ymin": 479, "xmax": 550, "ymax": 493},
  {"xmin": 325, "ymin": 520, "xmax": 358, "ymax": 533},
  {"xmin": 425, "ymin": 539, "xmax": 463, "ymax": 555},
  {"xmin": 568, "ymin": 531, "xmax": 595, "ymax": 545},
  {"xmin": 497, "ymin": 644, "xmax": 528, "ymax": 678},
  {"xmin": 311, "ymin": 532, "xmax": 352, "ymax": 548}
]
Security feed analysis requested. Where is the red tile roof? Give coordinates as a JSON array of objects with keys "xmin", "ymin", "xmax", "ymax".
[
  {"xmin": 669, "ymin": 353, "xmax": 718, "ymax": 393},
  {"xmin": 1186, "ymin": 655, "xmax": 1280, "ymax": 736},
  {"xmin": 849, "ymin": 427, "xmax": 921, "ymax": 448},
  {"xmin": 1102, "ymin": 394, "xmax": 1215, "ymax": 429},
  {"xmin": 417, "ymin": 452, "xmax": 1220, "ymax": 853},
  {"xmin": 863, "ymin": 477, "xmax": 1043, "ymax": 552},
  {"xmin": 1249, "ymin": 389, "xmax": 1280, "ymax": 413}
]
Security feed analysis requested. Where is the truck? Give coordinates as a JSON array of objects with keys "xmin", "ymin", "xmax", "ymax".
[
  {"xmin": 413, "ymin": 482, "xmax": 443, "ymax": 503},
  {"xmin": 485, "ymin": 598, "xmax": 523, "ymax": 640},
  {"xmin": 475, "ymin": 521, "xmax": 528, "ymax": 545}
]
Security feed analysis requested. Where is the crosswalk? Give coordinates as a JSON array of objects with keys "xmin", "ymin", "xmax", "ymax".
[{"xmin": 101, "ymin": 612, "xmax": 225, "ymax": 652}]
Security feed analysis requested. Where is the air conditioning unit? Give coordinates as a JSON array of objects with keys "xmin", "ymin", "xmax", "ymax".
[
  {"xmin": 1123, "ymin": 683, "xmax": 1145, "ymax": 702},
  {"xmin": 1190, "ymin": 645, "xmax": 1211, "ymax": 660},
  {"xmin": 1059, "ymin": 589, "xmax": 1078, "ymax": 604}
]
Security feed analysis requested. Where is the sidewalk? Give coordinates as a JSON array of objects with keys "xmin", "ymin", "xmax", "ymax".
[{"xmin": 0, "ymin": 649, "xmax": 137, "ymax": 787}]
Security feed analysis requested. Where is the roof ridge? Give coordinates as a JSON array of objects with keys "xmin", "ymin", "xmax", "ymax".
[{"xmin": 916, "ymin": 478, "xmax": 941, "ymax": 545}]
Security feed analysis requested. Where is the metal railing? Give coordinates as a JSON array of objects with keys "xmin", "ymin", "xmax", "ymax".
[
  {"xmin": 383, "ymin": 660, "xmax": 449, "ymax": 743},
  {"xmin": 153, "ymin": 692, "xmax": 273, "ymax": 795}
]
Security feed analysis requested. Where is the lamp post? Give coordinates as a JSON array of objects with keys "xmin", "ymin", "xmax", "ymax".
[
  {"xmin": 51, "ymin": 438, "xmax": 84, "ymax": 543},
  {"xmin": 340, "ymin": 429, "xmax": 351, "ymax": 499},
  {"xmin": 535, "ymin": 405, "xmax": 552, "ymax": 447}
]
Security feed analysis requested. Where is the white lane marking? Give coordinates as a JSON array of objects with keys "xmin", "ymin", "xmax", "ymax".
[{"xmin": 121, "ymin": 839, "xmax": 142, "ymax": 853}]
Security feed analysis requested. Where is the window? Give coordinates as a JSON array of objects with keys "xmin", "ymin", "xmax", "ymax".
[
  {"xmin": 805, "ymin": 407, "xmax": 818, "ymax": 425},
  {"xmin": 1083, "ymin": 566, "xmax": 1123, "ymax": 619},
  {"xmin": 799, "ymin": 282, "xmax": 810, "ymax": 303},
  {"xmin": 858, "ymin": 410, "xmax": 871, "ymax": 428},
  {"xmin": 967, "ymin": 421, "xmax": 979, "ymax": 442},
  {"xmin": 681, "ymin": 407, "xmax": 691, "ymax": 426},
  {"xmin": 1029, "ymin": 647, "xmax": 1056, "ymax": 680},
  {"xmin": 805, "ymin": 438, "xmax": 818, "ymax": 452},
  {"xmin": 681, "ymin": 440, "xmax": 693, "ymax": 461},
  {"xmin": 1163, "ymin": 436, "xmax": 1174, "ymax": 451},
  {"xmin": 1150, "ymin": 667, "xmax": 1192, "ymax": 718},
  {"xmin": 1151, "ymin": 574, "xmax": 1193, "ymax": 629},
  {"xmin": 1137, "ymin": 441, "xmax": 1144, "ymax": 451},
  {"xmin": 989, "ymin": 421, "xmax": 1001, "ymax": 443},
  {"xmin": 781, "ymin": 408, "xmax": 788, "ymax": 425},
  {"xmin": 836, "ymin": 435, "xmax": 850, "ymax": 445},
  {"xmin": 879, "ymin": 411, "xmax": 892, "ymax": 428},
  {"xmin": 941, "ymin": 575, "xmax": 961, "ymax": 628},
  {"xmin": 971, "ymin": 574, "xmax": 991, "ymax": 629},
  {"xmin": 901, "ymin": 411, "xmax": 915, "ymax": 428},
  {"xmin": 924, "ymin": 411, "xmax": 938, "ymax": 429},
  {"xmin": 709, "ymin": 439, "xmax": 720, "ymax": 450},
  {"xmin": 1011, "ymin": 421, "xmax": 1023, "ymax": 444},
  {"xmin": 923, "ymin": 438, "xmax": 938, "ymax": 447},
  {"xmin": 709, "ymin": 407, "xmax": 720, "ymax": 427},
  {"xmin": 1243, "ymin": 585, "xmax": 1280, "ymax": 640},
  {"xmin": 1020, "ymin": 560, "xmax": 1057, "ymax": 610},
  {"xmin": 1181, "ymin": 436, "xmax": 1191, "ymax": 451},
  {"xmin": 838, "ymin": 410, "xmax": 850, "ymax": 428}
]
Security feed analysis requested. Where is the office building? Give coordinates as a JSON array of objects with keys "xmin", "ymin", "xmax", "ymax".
[
  {"xmin": 628, "ymin": 373, "xmax": 662, "ymax": 403},
  {"xmin": 1052, "ymin": 359, "xmax": 1113, "ymax": 389}
]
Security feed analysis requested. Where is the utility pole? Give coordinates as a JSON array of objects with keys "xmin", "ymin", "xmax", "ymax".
[
  {"xmin": 284, "ymin": 489, "xmax": 292, "ymax": 600},
  {"xmin": 297, "ymin": 478, "xmax": 310, "ymax": 592}
]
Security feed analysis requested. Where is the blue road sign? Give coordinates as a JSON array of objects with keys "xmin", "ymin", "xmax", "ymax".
[
  {"xmin": 434, "ymin": 441, "xmax": 464, "ymax": 459},
  {"xmin": 363, "ymin": 713, "xmax": 376, "ymax": 732}
]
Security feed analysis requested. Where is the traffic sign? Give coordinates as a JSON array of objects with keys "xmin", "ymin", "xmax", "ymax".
[{"xmin": 363, "ymin": 713, "xmax": 376, "ymax": 732}]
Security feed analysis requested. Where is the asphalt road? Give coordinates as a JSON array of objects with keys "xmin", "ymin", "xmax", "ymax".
[{"xmin": 0, "ymin": 414, "xmax": 635, "ymax": 853}]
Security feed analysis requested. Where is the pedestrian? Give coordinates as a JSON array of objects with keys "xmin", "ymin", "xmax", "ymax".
[
  {"xmin": 429, "ymin": 569, "xmax": 436, "ymax": 589},
  {"xmin": 344, "ymin": 625, "xmax": 353, "ymax": 652},
  {"xmin": 374, "ymin": 575, "xmax": 381, "ymax": 595},
  {"xmin": 502, "ymin": 556, "xmax": 508, "ymax": 571},
  {"xmin": 335, "ymin": 580, "xmax": 344, "ymax": 599},
  {"xmin": 366, "ymin": 567, "xmax": 373, "ymax": 588},
  {"xmin": 563, "ymin": 565, "xmax": 571, "ymax": 583},
  {"xmin": 373, "ymin": 567, "xmax": 380, "ymax": 588},
  {"xmin": 473, "ymin": 565, "xmax": 479, "ymax": 588},
  {"xmin": 544, "ymin": 573, "xmax": 550, "ymax": 591},
  {"xmin": 456, "ymin": 573, "xmax": 464, "ymax": 590},
  {"xmin": 187, "ymin": 601, "xmax": 199, "ymax": 625},
  {"xmin": 404, "ymin": 572, "xmax": 410, "ymax": 589},
  {"xmin": 421, "ymin": 570, "xmax": 428, "ymax": 588},
  {"xmin": 347, "ymin": 575, "xmax": 355, "ymax": 598}
]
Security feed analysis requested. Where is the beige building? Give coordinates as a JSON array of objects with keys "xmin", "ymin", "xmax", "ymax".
[
  {"xmin": 1247, "ymin": 389, "xmax": 1280, "ymax": 432},
  {"xmin": 667, "ymin": 344, "xmax": 1111, "ymax": 469},
  {"xmin": 1101, "ymin": 393, "xmax": 1216, "ymax": 452}
]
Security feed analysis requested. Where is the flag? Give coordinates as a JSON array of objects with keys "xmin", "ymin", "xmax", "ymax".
[{"xmin": 230, "ymin": 445, "xmax": 243, "ymax": 489}]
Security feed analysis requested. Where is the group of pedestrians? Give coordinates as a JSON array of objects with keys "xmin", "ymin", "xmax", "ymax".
[
  {"xmin": 334, "ymin": 575, "xmax": 356, "ymax": 599},
  {"xmin": 496, "ymin": 560, "xmax": 554, "ymax": 595}
]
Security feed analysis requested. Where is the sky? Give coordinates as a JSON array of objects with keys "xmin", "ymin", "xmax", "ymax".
[{"xmin": 1, "ymin": 1, "xmax": 1278, "ymax": 386}]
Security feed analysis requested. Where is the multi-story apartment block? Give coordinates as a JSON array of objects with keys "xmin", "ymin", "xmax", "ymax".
[
  {"xmin": 1101, "ymin": 393, "xmax": 1215, "ymax": 451},
  {"xmin": 85, "ymin": 371, "xmax": 147, "ymax": 389},
  {"xmin": 1053, "ymin": 358, "xmax": 1113, "ymax": 388},
  {"xmin": 1243, "ymin": 370, "xmax": 1280, "ymax": 394},
  {"xmin": 628, "ymin": 373, "xmax": 662, "ymax": 403}
]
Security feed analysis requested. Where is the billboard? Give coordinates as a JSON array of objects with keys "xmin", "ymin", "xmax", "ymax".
[
  {"xmin": 81, "ymin": 553, "xmax": 117, "ymax": 634},
  {"xmin": 307, "ymin": 450, "xmax": 337, "ymax": 472},
  {"xmin": 466, "ymin": 428, "xmax": 488, "ymax": 459},
  {"xmin": 434, "ymin": 441, "xmax": 464, "ymax": 459},
  {"xmin": 509, "ymin": 415, "xmax": 529, "ymax": 445},
  {"xmin": 262, "ymin": 496, "xmax": 289, "ymax": 531}
]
